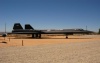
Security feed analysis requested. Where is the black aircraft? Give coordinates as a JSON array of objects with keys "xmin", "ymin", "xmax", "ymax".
[{"xmin": 12, "ymin": 23, "xmax": 93, "ymax": 38}]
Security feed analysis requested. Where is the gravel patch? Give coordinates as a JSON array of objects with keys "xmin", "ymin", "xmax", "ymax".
[{"xmin": 0, "ymin": 41, "xmax": 100, "ymax": 63}]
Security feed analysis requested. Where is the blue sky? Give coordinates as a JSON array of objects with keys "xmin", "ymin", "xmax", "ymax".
[{"xmin": 0, "ymin": 0, "xmax": 100, "ymax": 32}]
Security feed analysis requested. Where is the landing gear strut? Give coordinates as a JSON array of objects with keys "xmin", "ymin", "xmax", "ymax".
[
  {"xmin": 32, "ymin": 34, "xmax": 41, "ymax": 38},
  {"xmin": 66, "ymin": 35, "xmax": 68, "ymax": 39},
  {"xmin": 32, "ymin": 34, "xmax": 35, "ymax": 38},
  {"xmin": 66, "ymin": 36, "xmax": 68, "ymax": 39},
  {"xmin": 39, "ymin": 34, "xmax": 41, "ymax": 38}
]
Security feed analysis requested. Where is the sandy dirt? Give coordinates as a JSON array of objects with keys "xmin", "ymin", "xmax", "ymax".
[
  {"xmin": 0, "ymin": 35, "xmax": 100, "ymax": 47},
  {"xmin": 0, "ymin": 35, "xmax": 100, "ymax": 63}
]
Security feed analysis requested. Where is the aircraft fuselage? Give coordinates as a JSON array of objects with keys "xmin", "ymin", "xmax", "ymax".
[{"xmin": 11, "ymin": 23, "xmax": 93, "ymax": 38}]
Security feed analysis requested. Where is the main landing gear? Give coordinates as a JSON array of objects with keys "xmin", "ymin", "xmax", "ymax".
[
  {"xmin": 66, "ymin": 36, "xmax": 68, "ymax": 39},
  {"xmin": 32, "ymin": 34, "xmax": 68, "ymax": 39},
  {"xmin": 32, "ymin": 34, "xmax": 41, "ymax": 38},
  {"xmin": 66, "ymin": 35, "xmax": 68, "ymax": 39}
]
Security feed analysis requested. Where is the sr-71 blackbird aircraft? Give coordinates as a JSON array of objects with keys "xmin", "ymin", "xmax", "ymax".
[{"xmin": 12, "ymin": 23, "xmax": 93, "ymax": 38}]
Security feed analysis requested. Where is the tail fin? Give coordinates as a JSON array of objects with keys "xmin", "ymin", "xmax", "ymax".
[
  {"xmin": 25, "ymin": 24, "xmax": 34, "ymax": 30},
  {"xmin": 13, "ymin": 23, "xmax": 23, "ymax": 30}
]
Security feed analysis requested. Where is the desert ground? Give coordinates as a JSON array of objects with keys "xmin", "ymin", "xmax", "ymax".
[
  {"xmin": 0, "ymin": 35, "xmax": 100, "ymax": 63},
  {"xmin": 0, "ymin": 35, "xmax": 100, "ymax": 47}
]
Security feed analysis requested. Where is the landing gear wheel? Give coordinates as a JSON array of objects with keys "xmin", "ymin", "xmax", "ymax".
[{"xmin": 66, "ymin": 36, "xmax": 68, "ymax": 39}]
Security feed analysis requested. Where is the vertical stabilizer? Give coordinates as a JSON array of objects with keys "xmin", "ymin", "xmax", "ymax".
[
  {"xmin": 25, "ymin": 24, "xmax": 34, "ymax": 30},
  {"xmin": 13, "ymin": 23, "xmax": 23, "ymax": 30}
]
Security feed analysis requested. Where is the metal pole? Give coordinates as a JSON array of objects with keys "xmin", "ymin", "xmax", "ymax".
[
  {"xmin": 4, "ymin": 37, "xmax": 5, "ymax": 40},
  {"xmin": 22, "ymin": 40, "xmax": 23, "ymax": 46},
  {"xmin": 9, "ymin": 38, "xmax": 10, "ymax": 41},
  {"xmin": 86, "ymin": 26, "xmax": 87, "ymax": 31},
  {"xmin": 5, "ymin": 22, "xmax": 6, "ymax": 33}
]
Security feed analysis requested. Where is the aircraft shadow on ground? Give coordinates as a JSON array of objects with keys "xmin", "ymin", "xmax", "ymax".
[
  {"xmin": 39, "ymin": 37, "xmax": 91, "ymax": 39},
  {"xmin": 12, "ymin": 37, "xmax": 92, "ymax": 39},
  {"xmin": 0, "ymin": 41, "xmax": 7, "ymax": 44}
]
